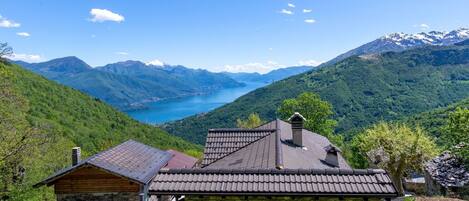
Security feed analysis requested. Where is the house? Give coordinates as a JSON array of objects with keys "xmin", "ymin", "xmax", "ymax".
[
  {"xmin": 35, "ymin": 140, "xmax": 197, "ymax": 201},
  {"xmin": 425, "ymin": 147, "xmax": 469, "ymax": 200},
  {"xmin": 149, "ymin": 113, "xmax": 398, "ymax": 200}
]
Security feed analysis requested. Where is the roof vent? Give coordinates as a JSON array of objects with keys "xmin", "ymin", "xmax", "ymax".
[
  {"xmin": 72, "ymin": 147, "xmax": 81, "ymax": 166},
  {"xmin": 288, "ymin": 112, "xmax": 306, "ymax": 147},
  {"xmin": 324, "ymin": 144, "xmax": 341, "ymax": 167}
]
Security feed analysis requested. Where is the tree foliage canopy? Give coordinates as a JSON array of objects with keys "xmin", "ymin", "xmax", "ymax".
[
  {"xmin": 442, "ymin": 107, "xmax": 469, "ymax": 165},
  {"xmin": 236, "ymin": 113, "xmax": 264, "ymax": 129},
  {"xmin": 354, "ymin": 122, "xmax": 438, "ymax": 195}
]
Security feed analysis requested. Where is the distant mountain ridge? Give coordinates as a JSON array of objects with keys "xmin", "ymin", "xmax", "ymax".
[
  {"xmin": 322, "ymin": 28, "xmax": 469, "ymax": 66},
  {"xmin": 15, "ymin": 57, "xmax": 244, "ymax": 110},
  {"xmin": 223, "ymin": 66, "xmax": 314, "ymax": 83},
  {"xmin": 162, "ymin": 41, "xmax": 469, "ymax": 144}
]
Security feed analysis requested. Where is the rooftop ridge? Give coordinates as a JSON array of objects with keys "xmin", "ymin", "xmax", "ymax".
[
  {"xmin": 275, "ymin": 119, "xmax": 283, "ymax": 169},
  {"xmin": 159, "ymin": 168, "xmax": 387, "ymax": 175},
  {"xmin": 208, "ymin": 128, "xmax": 277, "ymax": 132}
]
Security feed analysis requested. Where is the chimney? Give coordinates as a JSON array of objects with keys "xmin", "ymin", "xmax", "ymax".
[
  {"xmin": 72, "ymin": 147, "xmax": 81, "ymax": 166},
  {"xmin": 288, "ymin": 112, "xmax": 306, "ymax": 147},
  {"xmin": 324, "ymin": 144, "xmax": 341, "ymax": 167}
]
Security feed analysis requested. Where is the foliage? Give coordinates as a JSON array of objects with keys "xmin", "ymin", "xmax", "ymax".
[
  {"xmin": 353, "ymin": 122, "xmax": 438, "ymax": 195},
  {"xmin": 236, "ymin": 113, "xmax": 265, "ymax": 129},
  {"xmin": 277, "ymin": 92, "xmax": 337, "ymax": 137},
  {"xmin": 163, "ymin": 44, "xmax": 469, "ymax": 145},
  {"xmin": 442, "ymin": 107, "xmax": 469, "ymax": 165},
  {"xmin": 0, "ymin": 62, "xmax": 202, "ymax": 200},
  {"xmin": 0, "ymin": 43, "xmax": 12, "ymax": 61}
]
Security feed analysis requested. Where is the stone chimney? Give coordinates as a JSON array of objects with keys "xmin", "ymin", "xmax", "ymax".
[
  {"xmin": 72, "ymin": 147, "xmax": 81, "ymax": 166},
  {"xmin": 324, "ymin": 144, "xmax": 341, "ymax": 167},
  {"xmin": 288, "ymin": 112, "xmax": 306, "ymax": 147}
]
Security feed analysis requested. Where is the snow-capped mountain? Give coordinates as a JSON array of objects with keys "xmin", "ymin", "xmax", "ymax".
[{"xmin": 322, "ymin": 28, "xmax": 469, "ymax": 66}]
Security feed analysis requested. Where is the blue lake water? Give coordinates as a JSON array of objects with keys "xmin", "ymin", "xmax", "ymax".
[{"xmin": 126, "ymin": 81, "xmax": 267, "ymax": 124}]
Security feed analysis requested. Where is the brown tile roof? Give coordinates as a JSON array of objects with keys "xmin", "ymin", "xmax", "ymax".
[
  {"xmin": 35, "ymin": 140, "xmax": 172, "ymax": 186},
  {"xmin": 201, "ymin": 128, "xmax": 276, "ymax": 166},
  {"xmin": 149, "ymin": 168, "xmax": 397, "ymax": 197},
  {"xmin": 202, "ymin": 119, "xmax": 350, "ymax": 169},
  {"xmin": 164, "ymin": 150, "xmax": 198, "ymax": 169}
]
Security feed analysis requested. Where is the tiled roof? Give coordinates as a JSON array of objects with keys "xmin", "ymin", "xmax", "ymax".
[
  {"xmin": 165, "ymin": 150, "xmax": 198, "ymax": 169},
  {"xmin": 36, "ymin": 140, "xmax": 172, "ymax": 186},
  {"xmin": 202, "ymin": 119, "xmax": 350, "ymax": 169},
  {"xmin": 201, "ymin": 128, "xmax": 276, "ymax": 166},
  {"xmin": 149, "ymin": 168, "xmax": 397, "ymax": 197}
]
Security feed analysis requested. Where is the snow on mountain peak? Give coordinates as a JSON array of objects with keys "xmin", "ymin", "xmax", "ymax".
[{"xmin": 380, "ymin": 28, "xmax": 469, "ymax": 47}]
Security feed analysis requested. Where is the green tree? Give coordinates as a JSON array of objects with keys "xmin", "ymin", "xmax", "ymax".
[
  {"xmin": 442, "ymin": 107, "xmax": 469, "ymax": 165},
  {"xmin": 236, "ymin": 113, "xmax": 264, "ymax": 129},
  {"xmin": 277, "ymin": 92, "xmax": 337, "ymax": 137},
  {"xmin": 354, "ymin": 122, "xmax": 437, "ymax": 196},
  {"xmin": 0, "ymin": 43, "xmax": 12, "ymax": 61}
]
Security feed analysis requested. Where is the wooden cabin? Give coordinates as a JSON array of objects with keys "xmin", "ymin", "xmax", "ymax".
[{"xmin": 35, "ymin": 140, "xmax": 197, "ymax": 201}]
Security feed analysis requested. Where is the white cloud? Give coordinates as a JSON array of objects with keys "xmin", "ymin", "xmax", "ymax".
[
  {"xmin": 115, "ymin": 52, "xmax": 129, "ymax": 55},
  {"xmin": 304, "ymin": 19, "xmax": 316, "ymax": 24},
  {"xmin": 288, "ymin": 3, "xmax": 295, "ymax": 8},
  {"xmin": 7, "ymin": 53, "xmax": 44, "ymax": 62},
  {"xmin": 419, "ymin": 23, "xmax": 430, "ymax": 30},
  {"xmin": 222, "ymin": 61, "xmax": 285, "ymax": 74},
  {"xmin": 16, "ymin": 32, "xmax": 30, "ymax": 37},
  {"xmin": 303, "ymin": 9, "xmax": 312, "ymax": 13},
  {"xmin": 298, "ymin": 59, "xmax": 323, "ymax": 66},
  {"xmin": 280, "ymin": 9, "xmax": 293, "ymax": 15},
  {"xmin": 146, "ymin": 59, "xmax": 165, "ymax": 66},
  {"xmin": 0, "ymin": 15, "xmax": 20, "ymax": 28},
  {"xmin": 89, "ymin": 8, "xmax": 124, "ymax": 23}
]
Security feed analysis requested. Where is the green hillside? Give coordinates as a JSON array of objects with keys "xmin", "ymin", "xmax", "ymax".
[
  {"xmin": 162, "ymin": 44, "xmax": 469, "ymax": 144},
  {"xmin": 3, "ymin": 61, "xmax": 201, "ymax": 153},
  {"xmin": 0, "ymin": 61, "xmax": 202, "ymax": 199},
  {"xmin": 404, "ymin": 97, "xmax": 469, "ymax": 143}
]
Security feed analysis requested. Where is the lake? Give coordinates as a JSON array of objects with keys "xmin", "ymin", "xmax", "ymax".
[{"xmin": 126, "ymin": 81, "xmax": 267, "ymax": 124}]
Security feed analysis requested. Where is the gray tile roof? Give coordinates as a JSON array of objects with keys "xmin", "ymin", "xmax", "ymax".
[
  {"xmin": 149, "ymin": 168, "xmax": 397, "ymax": 197},
  {"xmin": 36, "ymin": 140, "xmax": 172, "ymax": 186},
  {"xmin": 202, "ymin": 119, "xmax": 350, "ymax": 169},
  {"xmin": 202, "ymin": 128, "xmax": 275, "ymax": 166}
]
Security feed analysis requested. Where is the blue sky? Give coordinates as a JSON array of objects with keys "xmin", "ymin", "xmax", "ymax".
[{"xmin": 1, "ymin": 0, "xmax": 468, "ymax": 73}]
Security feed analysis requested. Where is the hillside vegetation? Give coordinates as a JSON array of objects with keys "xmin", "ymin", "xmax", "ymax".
[
  {"xmin": 163, "ymin": 43, "xmax": 469, "ymax": 144},
  {"xmin": 0, "ymin": 61, "xmax": 201, "ymax": 199}
]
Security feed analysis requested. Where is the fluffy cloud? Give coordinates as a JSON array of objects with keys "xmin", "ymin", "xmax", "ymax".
[
  {"xmin": 146, "ymin": 59, "xmax": 165, "ymax": 66},
  {"xmin": 222, "ymin": 61, "xmax": 285, "ymax": 74},
  {"xmin": 89, "ymin": 9, "xmax": 124, "ymax": 23},
  {"xmin": 0, "ymin": 15, "xmax": 20, "ymax": 28},
  {"xmin": 7, "ymin": 53, "xmax": 43, "ymax": 62},
  {"xmin": 303, "ymin": 9, "xmax": 312, "ymax": 13},
  {"xmin": 280, "ymin": 9, "xmax": 293, "ymax": 15},
  {"xmin": 288, "ymin": 3, "xmax": 295, "ymax": 8},
  {"xmin": 16, "ymin": 32, "xmax": 30, "ymax": 37},
  {"xmin": 304, "ymin": 19, "xmax": 316, "ymax": 24},
  {"xmin": 298, "ymin": 59, "xmax": 322, "ymax": 67},
  {"xmin": 115, "ymin": 52, "xmax": 129, "ymax": 55}
]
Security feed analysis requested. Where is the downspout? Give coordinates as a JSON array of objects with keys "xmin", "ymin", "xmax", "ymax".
[{"xmin": 140, "ymin": 183, "xmax": 149, "ymax": 201}]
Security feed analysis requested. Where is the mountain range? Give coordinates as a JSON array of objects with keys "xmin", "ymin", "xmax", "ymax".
[
  {"xmin": 162, "ymin": 37, "xmax": 469, "ymax": 144},
  {"xmin": 223, "ymin": 66, "xmax": 314, "ymax": 83},
  {"xmin": 15, "ymin": 57, "xmax": 244, "ymax": 110},
  {"xmin": 321, "ymin": 27, "xmax": 469, "ymax": 66}
]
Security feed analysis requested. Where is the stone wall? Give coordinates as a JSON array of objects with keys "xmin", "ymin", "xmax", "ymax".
[
  {"xmin": 185, "ymin": 195, "xmax": 383, "ymax": 201},
  {"xmin": 56, "ymin": 192, "xmax": 140, "ymax": 201}
]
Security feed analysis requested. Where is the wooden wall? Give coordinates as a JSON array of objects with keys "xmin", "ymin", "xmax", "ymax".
[{"xmin": 53, "ymin": 166, "xmax": 141, "ymax": 194}]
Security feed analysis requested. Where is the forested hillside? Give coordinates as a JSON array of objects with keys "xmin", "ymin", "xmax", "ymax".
[
  {"xmin": 163, "ymin": 43, "xmax": 469, "ymax": 144},
  {"xmin": 0, "ymin": 61, "xmax": 201, "ymax": 199},
  {"xmin": 16, "ymin": 57, "xmax": 243, "ymax": 110}
]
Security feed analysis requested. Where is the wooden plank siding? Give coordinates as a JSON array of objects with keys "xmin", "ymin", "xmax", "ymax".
[{"xmin": 53, "ymin": 166, "xmax": 141, "ymax": 194}]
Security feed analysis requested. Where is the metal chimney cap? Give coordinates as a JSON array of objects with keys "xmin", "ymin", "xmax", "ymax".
[
  {"xmin": 324, "ymin": 144, "xmax": 342, "ymax": 153},
  {"xmin": 288, "ymin": 112, "xmax": 306, "ymax": 121}
]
